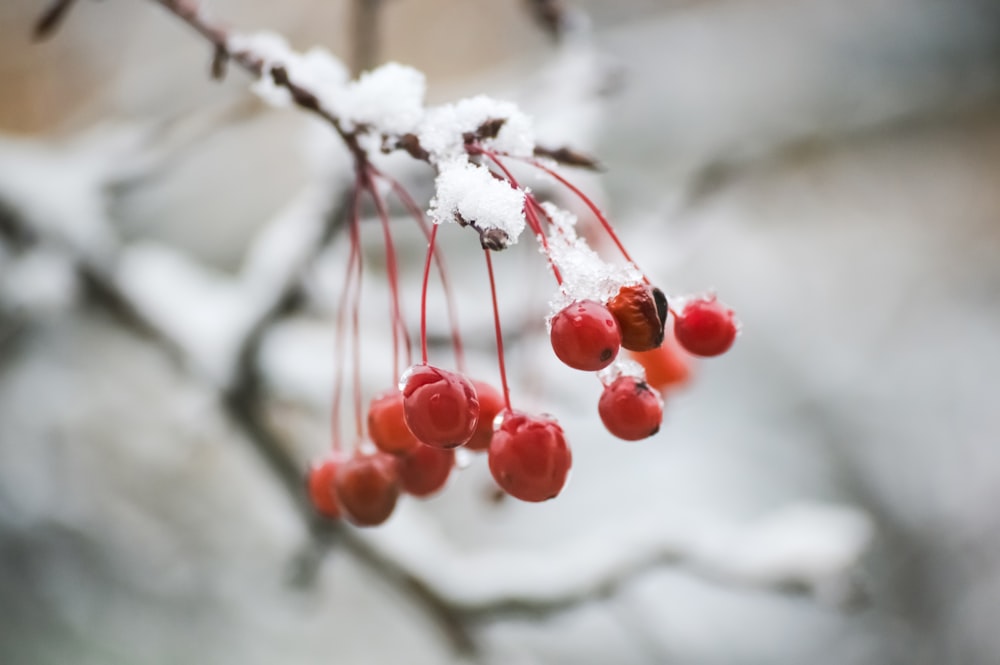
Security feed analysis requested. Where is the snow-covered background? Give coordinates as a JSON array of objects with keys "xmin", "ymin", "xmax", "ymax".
[{"xmin": 2, "ymin": 0, "xmax": 999, "ymax": 663}]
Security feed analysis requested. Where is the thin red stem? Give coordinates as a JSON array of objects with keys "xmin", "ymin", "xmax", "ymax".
[
  {"xmin": 419, "ymin": 223, "xmax": 439, "ymax": 365},
  {"xmin": 478, "ymin": 150, "xmax": 563, "ymax": 284},
  {"xmin": 331, "ymin": 182, "xmax": 364, "ymax": 451},
  {"xmin": 378, "ymin": 171, "xmax": 466, "ymax": 372},
  {"xmin": 350, "ymin": 198, "xmax": 365, "ymax": 444},
  {"xmin": 483, "ymin": 249, "xmax": 513, "ymax": 411},
  {"xmin": 366, "ymin": 170, "xmax": 412, "ymax": 379},
  {"xmin": 523, "ymin": 156, "xmax": 647, "ymax": 282}
]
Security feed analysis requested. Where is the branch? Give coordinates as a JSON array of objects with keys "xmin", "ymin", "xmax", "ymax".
[
  {"xmin": 0, "ymin": 186, "xmax": 481, "ymax": 658},
  {"xmin": 524, "ymin": 0, "xmax": 569, "ymax": 41},
  {"xmin": 33, "ymin": 0, "xmax": 81, "ymax": 40},
  {"xmin": 349, "ymin": 0, "xmax": 384, "ymax": 76},
  {"xmin": 356, "ymin": 503, "xmax": 873, "ymax": 620}
]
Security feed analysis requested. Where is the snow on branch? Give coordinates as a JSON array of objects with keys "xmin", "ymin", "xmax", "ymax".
[
  {"xmin": 361, "ymin": 502, "xmax": 874, "ymax": 617},
  {"xmin": 36, "ymin": 0, "xmax": 598, "ymax": 250}
]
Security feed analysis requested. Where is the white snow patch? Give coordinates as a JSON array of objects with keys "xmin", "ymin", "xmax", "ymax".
[
  {"xmin": 359, "ymin": 501, "xmax": 873, "ymax": 610},
  {"xmin": 542, "ymin": 203, "xmax": 642, "ymax": 315},
  {"xmin": 418, "ymin": 95, "xmax": 535, "ymax": 163},
  {"xmin": 428, "ymin": 161, "xmax": 526, "ymax": 240},
  {"xmin": 597, "ymin": 359, "xmax": 647, "ymax": 386},
  {"xmin": 334, "ymin": 63, "xmax": 426, "ymax": 135},
  {"xmin": 227, "ymin": 32, "xmax": 349, "ymax": 111}
]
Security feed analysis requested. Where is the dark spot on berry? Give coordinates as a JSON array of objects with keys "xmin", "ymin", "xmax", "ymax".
[{"xmin": 600, "ymin": 348, "xmax": 613, "ymax": 361}]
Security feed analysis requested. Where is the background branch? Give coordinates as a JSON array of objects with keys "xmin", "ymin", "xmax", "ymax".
[{"xmin": 349, "ymin": 0, "xmax": 384, "ymax": 76}]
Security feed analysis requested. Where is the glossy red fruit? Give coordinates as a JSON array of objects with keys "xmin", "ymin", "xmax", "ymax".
[
  {"xmin": 608, "ymin": 284, "xmax": 668, "ymax": 352},
  {"xmin": 307, "ymin": 455, "xmax": 343, "ymax": 519},
  {"xmin": 396, "ymin": 444, "xmax": 455, "ymax": 497},
  {"xmin": 598, "ymin": 376, "xmax": 664, "ymax": 441},
  {"xmin": 488, "ymin": 411, "xmax": 572, "ymax": 502},
  {"xmin": 464, "ymin": 381, "xmax": 505, "ymax": 452},
  {"xmin": 549, "ymin": 300, "xmax": 621, "ymax": 371},
  {"xmin": 368, "ymin": 390, "xmax": 420, "ymax": 456},
  {"xmin": 399, "ymin": 364, "xmax": 480, "ymax": 448},
  {"xmin": 629, "ymin": 331, "xmax": 692, "ymax": 392},
  {"xmin": 674, "ymin": 296, "xmax": 738, "ymax": 357},
  {"xmin": 335, "ymin": 452, "xmax": 400, "ymax": 527}
]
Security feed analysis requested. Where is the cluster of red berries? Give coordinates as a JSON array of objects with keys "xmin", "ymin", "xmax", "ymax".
[{"xmin": 306, "ymin": 145, "xmax": 739, "ymax": 527}]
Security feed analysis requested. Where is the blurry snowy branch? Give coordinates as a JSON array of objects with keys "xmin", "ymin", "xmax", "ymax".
[
  {"xmin": 10, "ymin": 0, "xmax": 882, "ymax": 658},
  {"xmin": 360, "ymin": 501, "xmax": 873, "ymax": 618},
  {"xmin": 0, "ymin": 127, "xmax": 873, "ymax": 635}
]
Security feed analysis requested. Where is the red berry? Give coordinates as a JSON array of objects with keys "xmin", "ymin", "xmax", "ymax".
[
  {"xmin": 399, "ymin": 364, "xmax": 480, "ymax": 448},
  {"xmin": 335, "ymin": 451, "xmax": 400, "ymax": 527},
  {"xmin": 368, "ymin": 390, "xmax": 420, "ymax": 456},
  {"xmin": 598, "ymin": 376, "xmax": 664, "ymax": 441},
  {"xmin": 550, "ymin": 300, "xmax": 622, "ymax": 371},
  {"xmin": 629, "ymin": 331, "xmax": 692, "ymax": 392},
  {"xmin": 488, "ymin": 411, "xmax": 572, "ymax": 502},
  {"xmin": 464, "ymin": 381, "xmax": 505, "ymax": 452},
  {"xmin": 674, "ymin": 296, "xmax": 738, "ymax": 357},
  {"xmin": 607, "ymin": 284, "xmax": 668, "ymax": 352},
  {"xmin": 395, "ymin": 444, "xmax": 455, "ymax": 497},
  {"xmin": 306, "ymin": 455, "xmax": 343, "ymax": 519}
]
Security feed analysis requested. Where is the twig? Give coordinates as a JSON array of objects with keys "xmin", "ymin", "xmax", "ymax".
[
  {"xmin": 349, "ymin": 0, "xmax": 384, "ymax": 76},
  {"xmin": 33, "ymin": 0, "xmax": 82, "ymax": 40},
  {"xmin": 524, "ymin": 0, "xmax": 569, "ymax": 41}
]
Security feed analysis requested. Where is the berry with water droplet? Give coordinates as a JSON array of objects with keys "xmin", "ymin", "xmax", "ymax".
[
  {"xmin": 400, "ymin": 364, "xmax": 480, "ymax": 448},
  {"xmin": 550, "ymin": 300, "xmax": 621, "ymax": 371},
  {"xmin": 488, "ymin": 411, "xmax": 572, "ymax": 502}
]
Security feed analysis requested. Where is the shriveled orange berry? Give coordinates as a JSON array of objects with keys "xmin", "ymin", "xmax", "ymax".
[{"xmin": 608, "ymin": 284, "xmax": 667, "ymax": 352}]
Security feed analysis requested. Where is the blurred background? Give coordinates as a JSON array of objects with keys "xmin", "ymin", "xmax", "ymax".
[{"xmin": 2, "ymin": 0, "xmax": 1000, "ymax": 663}]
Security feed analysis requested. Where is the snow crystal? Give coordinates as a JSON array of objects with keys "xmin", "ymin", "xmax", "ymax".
[
  {"xmin": 597, "ymin": 359, "xmax": 647, "ymax": 385},
  {"xmin": 428, "ymin": 161, "xmax": 526, "ymax": 241},
  {"xmin": 542, "ymin": 203, "xmax": 643, "ymax": 315},
  {"xmin": 333, "ymin": 63, "xmax": 426, "ymax": 135},
  {"xmin": 418, "ymin": 95, "xmax": 535, "ymax": 163}
]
